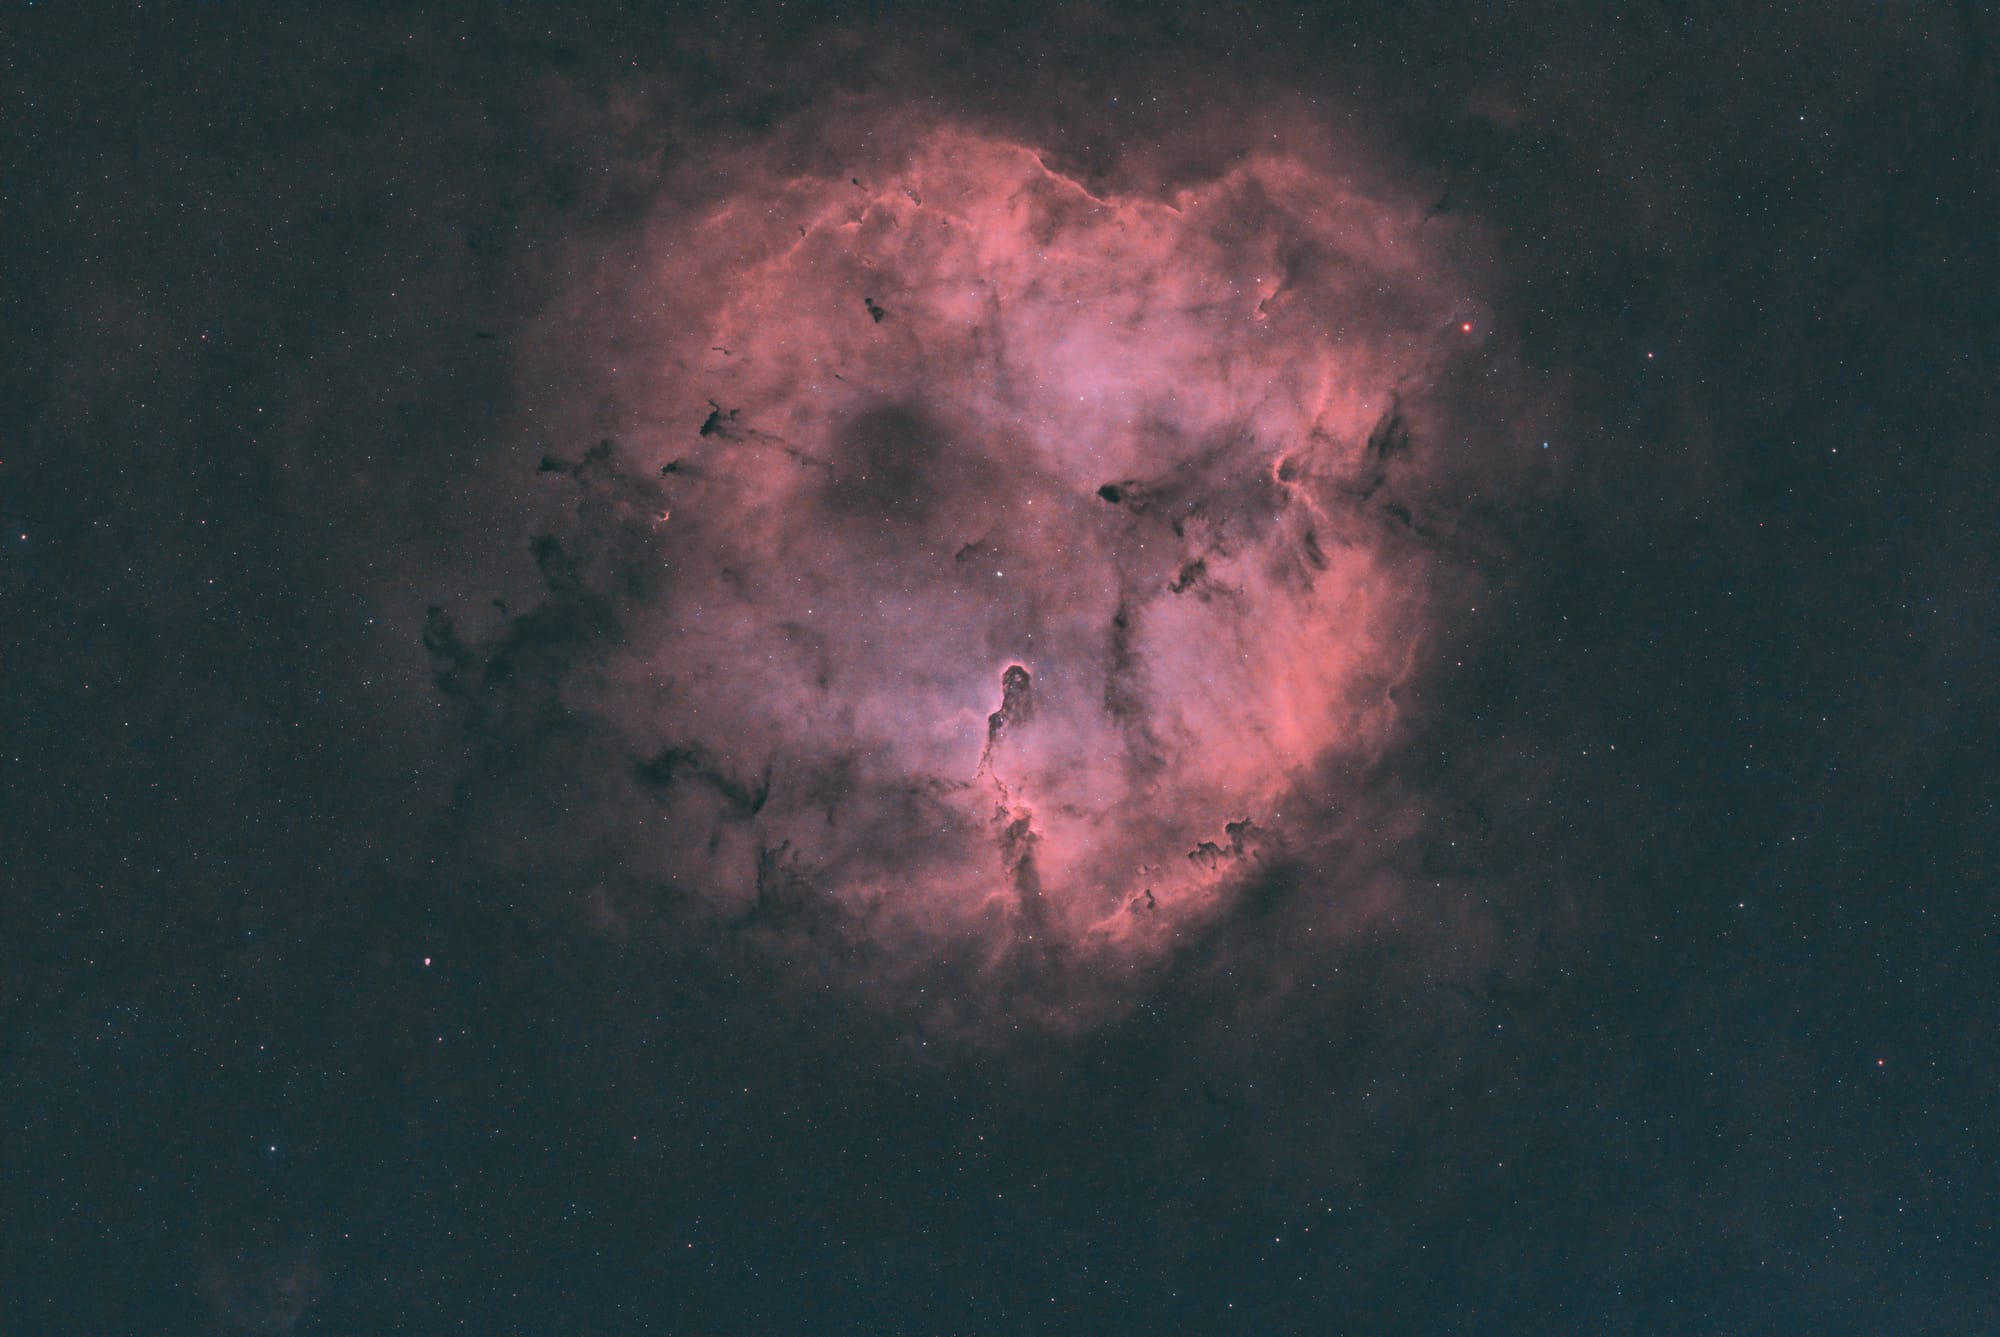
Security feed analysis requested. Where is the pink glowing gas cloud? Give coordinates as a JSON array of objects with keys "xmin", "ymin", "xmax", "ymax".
[{"xmin": 482, "ymin": 112, "xmax": 1513, "ymax": 1022}]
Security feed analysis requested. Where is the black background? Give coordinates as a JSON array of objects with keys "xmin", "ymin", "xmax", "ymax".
[{"xmin": 6, "ymin": 2, "xmax": 1997, "ymax": 1331}]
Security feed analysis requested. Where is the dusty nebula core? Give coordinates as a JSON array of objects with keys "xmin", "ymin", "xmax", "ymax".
[{"xmin": 428, "ymin": 107, "xmax": 1533, "ymax": 1029}]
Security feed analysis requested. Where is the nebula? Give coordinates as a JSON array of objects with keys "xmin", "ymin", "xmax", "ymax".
[{"xmin": 432, "ymin": 108, "xmax": 1520, "ymax": 1030}]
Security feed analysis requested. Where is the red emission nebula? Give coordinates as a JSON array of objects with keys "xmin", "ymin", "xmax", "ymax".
[{"xmin": 489, "ymin": 112, "xmax": 1524, "ymax": 1028}]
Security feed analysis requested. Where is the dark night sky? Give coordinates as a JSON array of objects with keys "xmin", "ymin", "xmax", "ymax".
[{"xmin": 5, "ymin": 2, "xmax": 1998, "ymax": 1333}]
